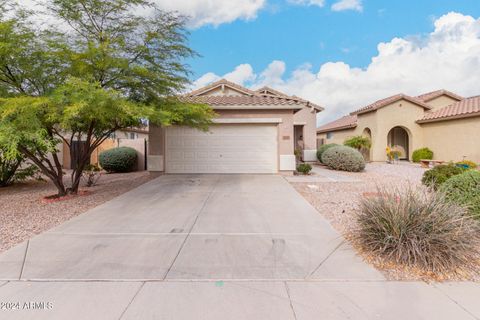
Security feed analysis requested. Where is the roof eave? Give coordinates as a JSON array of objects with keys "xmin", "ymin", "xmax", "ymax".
[
  {"xmin": 417, "ymin": 111, "xmax": 480, "ymax": 124},
  {"xmin": 317, "ymin": 124, "xmax": 357, "ymax": 134}
]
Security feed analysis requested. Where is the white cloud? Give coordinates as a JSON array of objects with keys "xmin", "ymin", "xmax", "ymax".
[
  {"xmin": 287, "ymin": 0, "xmax": 325, "ymax": 7},
  {"xmin": 152, "ymin": 0, "xmax": 266, "ymax": 28},
  {"xmin": 331, "ymin": 0, "xmax": 363, "ymax": 12},
  {"xmin": 223, "ymin": 64, "xmax": 257, "ymax": 84},
  {"xmin": 194, "ymin": 12, "xmax": 480, "ymax": 126},
  {"xmin": 17, "ymin": 0, "xmax": 266, "ymax": 28}
]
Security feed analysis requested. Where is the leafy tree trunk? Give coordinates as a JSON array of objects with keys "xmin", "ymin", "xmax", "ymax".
[
  {"xmin": 0, "ymin": 156, "xmax": 21, "ymax": 187},
  {"xmin": 18, "ymin": 145, "xmax": 67, "ymax": 197}
]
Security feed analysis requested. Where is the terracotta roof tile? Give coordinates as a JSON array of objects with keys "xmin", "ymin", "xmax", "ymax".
[
  {"xmin": 418, "ymin": 95, "xmax": 480, "ymax": 123},
  {"xmin": 183, "ymin": 95, "xmax": 306, "ymax": 109},
  {"xmin": 351, "ymin": 94, "xmax": 431, "ymax": 115},
  {"xmin": 317, "ymin": 114, "xmax": 358, "ymax": 133},
  {"xmin": 416, "ymin": 89, "xmax": 463, "ymax": 102},
  {"xmin": 185, "ymin": 80, "xmax": 324, "ymax": 111}
]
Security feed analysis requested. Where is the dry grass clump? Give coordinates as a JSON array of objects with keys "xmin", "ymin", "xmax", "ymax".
[{"xmin": 355, "ymin": 186, "xmax": 480, "ymax": 273}]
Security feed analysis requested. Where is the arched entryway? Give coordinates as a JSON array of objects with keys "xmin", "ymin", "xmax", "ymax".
[
  {"xmin": 387, "ymin": 126, "xmax": 409, "ymax": 160},
  {"xmin": 362, "ymin": 128, "xmax": 373, "ymax": 162}
]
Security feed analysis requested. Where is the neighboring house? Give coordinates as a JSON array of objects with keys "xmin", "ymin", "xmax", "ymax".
[
  {"xmin": 317, "ymin": 90, "xmax": 480, "ymax": 163},
  {"xmin": 148, "ymin": 79, "xmax": 323, "ymax": 174},
  {"xmin": 62, "ymin": 126, "xmax": 149, "ymax": 171}
]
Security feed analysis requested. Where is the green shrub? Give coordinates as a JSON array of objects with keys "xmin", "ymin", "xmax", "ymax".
[
  {"xmin": 421, "ymin": 164, "xmax": 465, "ymax": 190},
  {"xmin": 316, "ymin": 143, "xmax": 338, "ymax": 163},
  {"xmin": 456, "ymin": 160, "xmax": 477, "ymax": 169},
  {"xmin": 440, "ymin": 170, "xmax": 480, "ymax": 219},
  {"xmin": 412, "ymin": 147, "xmax": 433, "ymax": 163},
  {"xmin": 0, "ymin": 148, "xmax": 39, "ymax": 187},
  {"xmin": 321, "ymin": 145, "xmax": 365, "ymax": 172},
  {"xmin": 355, "ymin": 186, "xmax": 480, "ymax": 272},
  {"xmin": 99, "ymin": 147, "xmax": 137, "ymax": 173},
  {"xmin": 296, "ymin": 163, "xmax": 312, "ymax": 175},
  {"xmin": 344, "ymin": 135, "xmax": 371, "ymax": 150}
]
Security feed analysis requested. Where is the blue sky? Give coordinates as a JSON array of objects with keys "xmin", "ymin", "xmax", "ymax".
[
  {"xmin": 187, "ymin": 0, "xmax": 480, "ymax": 79},
  {"xmin": 23, "ymin": 0, "xmax": 480, "ymax": 124}
]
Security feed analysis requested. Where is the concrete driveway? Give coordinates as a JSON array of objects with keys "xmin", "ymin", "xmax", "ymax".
[{"xmin": 0, "ymin": 175, "xmax": 478, "ymax": 319}]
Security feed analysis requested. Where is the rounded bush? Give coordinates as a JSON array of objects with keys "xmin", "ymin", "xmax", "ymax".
[
  {"xmin": 440, "ymin": 170, "xmax": 480, "ymax": 219},
  {"xmin": 316, "ymin": 143, "xmax": 338, "ymax": 163},
  {"xmin": 355, "ymin": 186, "xmax": 480, "ymax": 272},
  {"xmin": 412, "ymin": 147, "xmax": 433, "ymax": 163},
  {"xmin": 99, "ymin": 147, "xmax": 137, "ymax": 173},
  {"xmin": 421, "ymin": 164, "xmax": 465, "ymax": 190},
  {"xmin": 296, "ymin": 163, "xmax": 312, "ymax": 175},
  {"xmin": 321, "ymin": 146, "xmax": 365, "ymax": 172}
]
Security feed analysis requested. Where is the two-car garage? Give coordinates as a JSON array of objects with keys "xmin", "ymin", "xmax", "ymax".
[{"xmin": 165, "ymin": 124, "xmax": 278, "ymax": 174}]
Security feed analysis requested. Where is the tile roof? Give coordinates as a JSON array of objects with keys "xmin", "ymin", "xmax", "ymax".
[
  {"xmin": 185, "ymin": 79, "xmax": 324, "ymax": 111},
  {"xmin": 351, "ymin": 94, "xmax": 431, "ymax": 115},
  {"xmin": 183, "ymin": 94, "xmax": 307, "ymax": 110},
  {"xmin": 417, "ymin": 95, "xmax": 480, "ymax": 123},
  {"xmin": 317, "ymin": 114, "xmax": 358, "ymax": 133},
  {"xmin": 416, "ymin": 89, "xmax": 463, "ymax": 102}
]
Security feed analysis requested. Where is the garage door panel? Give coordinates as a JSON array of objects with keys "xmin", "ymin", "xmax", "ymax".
[{"xmin": 165, "ymin": 125, "xmax": 278, "ymax": 174}]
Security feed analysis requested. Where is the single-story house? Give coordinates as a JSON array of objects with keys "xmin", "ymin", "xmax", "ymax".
[
  {"xmin": 148, "ymin": 79, "xmax": 323, "ymax": 174},
  {"xmin": 317, "ymin": 90, "xmax": 480, "ymax": 163}
]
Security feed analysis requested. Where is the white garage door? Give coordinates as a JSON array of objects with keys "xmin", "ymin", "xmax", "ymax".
[{"xmin": 165, "ymin": 124, "xmax": 278, "ymax": 173}]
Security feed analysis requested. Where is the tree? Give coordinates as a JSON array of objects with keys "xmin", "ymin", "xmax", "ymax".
[{"xmin": 0, "ymin": 0, "xmax": 214, "ymax": 196}]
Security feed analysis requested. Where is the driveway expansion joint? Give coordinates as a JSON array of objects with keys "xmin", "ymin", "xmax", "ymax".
[
  {"xmin": 18, "ymin": 240, "xmax": 29, "ymax": 280},
  {"xmin": 163, "ymin": 176, "xmax": 220, "ymax": 280},
  {"xmin": 284, "ymin": 282, "xmax": 299, "ymax": 320},
  {"xmin": 306, "ymin": 239, "xmax": 345, "ymax": 279},
  {"xmin": 117, "ymin": 282, "xmax": 146, "ymax": 320}
]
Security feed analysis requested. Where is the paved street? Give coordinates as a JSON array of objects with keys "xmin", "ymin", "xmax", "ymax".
[{"xmin": 0, "ymin": 175, "xmax": 478, "ymax": 319}]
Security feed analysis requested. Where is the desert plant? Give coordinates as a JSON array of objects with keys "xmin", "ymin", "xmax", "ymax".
[
  {"xmin": 440, "ymin": 170, "xmax": 480, "ymax": 219},
  {"xmin": 421, "ymin": 164, "xmax": 465, "ymax": 190},
  {"xmin": 344, "ymin": 136, "xmax": 371, "ymax": 150},
  {"xmin": 412, "ymin": 147, "xmax": 433, "ymax": 163},
  {"xmin": 355, "ymin": 186, "xmax": 480, "ymax": 272},
  {"xmin": 456, "ymin": 160, "xmax": 477, "ymax": 169},
  {"xmin": 321, "ymin": 146, "xmax": 365, "ymax": 172},
  {"xmin": 82, "ymin": 164, "xmax": 102, "ymax": 187},
  {"xmin": 296, "ymin": 163, "xmax": 312, "ymax": 175},
  {"xmin": 99, "ymin": 147, "xmax": 137, "ymax": 173},
  {"xmin": 316, "ymin": 143, "xmax": 338, "ymax": 163}
]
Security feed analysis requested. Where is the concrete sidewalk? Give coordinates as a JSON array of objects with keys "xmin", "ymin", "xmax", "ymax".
[{"xmin": 0, "ymin": 175, "xmax": 478, "ymax": 319}]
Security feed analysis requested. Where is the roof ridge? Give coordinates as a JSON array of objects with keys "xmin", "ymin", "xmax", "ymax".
[
  {"xmin": 350, "ymin": 93, "xmax": 431, "ymax": 115},
  {"xmin": 187, "ymin": 78, "xmax": 257, "ymax": 97}
]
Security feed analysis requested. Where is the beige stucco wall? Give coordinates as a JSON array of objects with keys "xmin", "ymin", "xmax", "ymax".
[
  {"xmin": 294, "ymin": 107, "xmax": 318, "ymax": 151},
  {"xmin": 369, "ymin": 100, "xmax": 426, "ymax": 161},
  {"xmin": 317, "ymin": 99, "xmax": 429, "ymax": 162},
  {"xmin": 424, "ymin": 96, "xmax": 458, "ymax": 111},
  {"xmin": 422, "ymin": 117, "xmax": 480, "ymax": 163},
  {"xmin": 317, "ymin": 129, "xmax": 357, "ymax": 146}
]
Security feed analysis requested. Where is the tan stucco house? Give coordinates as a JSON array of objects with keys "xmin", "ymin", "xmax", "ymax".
[
  {"xmin": 148, "ymin": 79, "xmax": 323, "ymax": 174},
  {"xmin": 317, "ymin": 90, "xmax": 480, "ymax": 163}
]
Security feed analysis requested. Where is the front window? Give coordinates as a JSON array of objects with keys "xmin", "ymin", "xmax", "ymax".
[{"xmin": 326, "ymin": 132, "xmax": 333, "ymax": 139}]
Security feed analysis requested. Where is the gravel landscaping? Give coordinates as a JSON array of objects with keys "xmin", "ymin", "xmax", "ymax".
[
  {"xmin": 290, "ymin": 162, "xmax": 480, "ymax": 281},
  {"xmin": 0, "ymin": 171, "xmax": 156, "ymax": 253}
]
